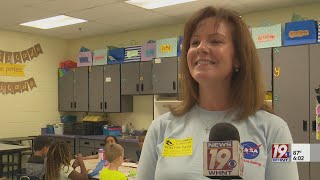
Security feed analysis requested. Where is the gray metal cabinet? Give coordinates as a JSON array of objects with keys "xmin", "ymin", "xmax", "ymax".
[
  {"xmin": 257, "ymin": 48, "xmax": 272, "ymax": 92},
  {"xmin": 88, "ymin": 65, "xmax": 133, "ymax": 113},
  {"xmin": 79, "ymin": 139, "xmax": 95, "ymax": 156},
  {"xmin": 74, "ymin": 67, "xmax": 89, "ymax": 111},
  {"xmin": 105, "ymin": 64, "xmax": 133, "ymax": 112},
  {"xmin": 58, "ymin": 69, "xmax": 74, "ymax": 111},
  {"xmin": 153, "ymin": 57, "xmax": 178, "ymax": 94},
  {"xmin": 121, "ymin": 62, "xmax": 153, "ymax": 95},
  {"xmin": 139, "ymin": 61, "xmax": 153, "ymax": 95},
  {"xmin": 58, "ymin": 67, "xmax": 89, "ymax": 112},
  {"xmin": 89, "ymin": 66, "xmax": 104, "ymax": 112},
  {"xmin": 273, "ymin": 45, "xmax": 309, "ymax": 180},
  {"xmin": 309, "ymin": 44, "xmax": 320, "ymax": 180}
]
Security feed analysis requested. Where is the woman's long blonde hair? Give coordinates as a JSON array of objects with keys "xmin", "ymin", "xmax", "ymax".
[
  {"xmin": 46, "ymin": 141, "xmax": 72, "ymax": 180},
  {"xmin": 171, "ymin": 6, "xmax": 272, "ymax": 120}
]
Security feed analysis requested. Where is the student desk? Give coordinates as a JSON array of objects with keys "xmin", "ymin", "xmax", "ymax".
[
  {"xmin": 73, "ymin": 159, "xmax": 137, "ymax": 180},
  {"xmin": 0, "ymin": 143, "xmax": 30, "ymax": 177}
]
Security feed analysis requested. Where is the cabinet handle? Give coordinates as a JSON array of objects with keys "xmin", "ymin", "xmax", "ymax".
[
  {"xmin": 303, "ymin": 120, "xmax": 307, "ymax": 131},
  {"xmin": 74, "ymin": 102, "xmax": 76, "ymax": 109},
  {"xmin": 312, "ymin": 120, "xmax": 316, "ymax": 132},
  {"xmin": 71, "ymin": 102, "xmax": 73, "ymax": 108},
  {"xmin": 136, "ymin": 84, "xmax": 139, "ymax": 92},
  {"xmin": 105, "ymin": 102, "xmax": 107, "ymax": 110},
  {"xmin": 100, "ymin": 102, "xmax": 103, "ymax": 110},
  {"xmin": 100, "ymin": 143, "xmax": 105, "ymax": 146},
  {"xmin": 173, "ymin": 81, "xmax": 176, "ymax": 90},
  {"xmin": 84, "ymin": 142, "xmax": 89, "ymax": 145},
  {"xmin": 141, "ymin": 84, "xmax": 144, "ymax": 92}
]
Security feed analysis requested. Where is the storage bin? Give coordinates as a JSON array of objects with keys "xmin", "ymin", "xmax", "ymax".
[
  {"xmin": 107, "ymin": 48, "xmax": 125, "ymax": 64},
  {"xmin": 78, "ymin": 51, "xmax": 93, "ymax": 67},
  {"xmin": 156, "ymin": 37, "xmax": 178, "ymax": 58},
  {"xmin": 125, "ymin": 46, "xmax": 141, "ymax": 62},
  {"xmin": 102, "ymin": 125, "xmax": 121, "ymax": 136},
  {"xmin": 53, "ymin": 123, "xmax": 64, "ymax": 135},
  {"xmin": 251, "ymin": 24, "xmax": 282, "ymax": 48},
  {"xmin": 283, "ymin": 20, "xmax": 318, "ymax": 46},
  {"xmin": 141, "ymin": 42, "xmax": 156, "ymax": 61},
  {"xmin": 93, "ymin": 49, "xmax": 108, "ymax": 65},
  {"xmin": 60, "ymin": 115, "xmax": 77, "ymax": 123},
  {"xmin": 47, "ymin": 125, "xmax": 54, "ymax": 134}
]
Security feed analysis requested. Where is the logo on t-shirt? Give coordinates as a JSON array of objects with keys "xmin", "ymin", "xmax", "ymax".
[{"xmin": 241, "ymin": 141, "xmax": 262, "ymax": 159}]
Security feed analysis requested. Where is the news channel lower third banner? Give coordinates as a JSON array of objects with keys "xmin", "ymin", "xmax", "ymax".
[{"xmin": 272, "ymin": 144, "xmax": 320, "ymax": 162}]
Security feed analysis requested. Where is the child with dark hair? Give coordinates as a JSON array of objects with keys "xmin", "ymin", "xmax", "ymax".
[
  {"xmin": 46, "ymin": 141, "xmax": 88, "ymax": 180},
  {"xmin": 26, "ymin": 136, "xmax": 50, "ymax": 179},
  {"xmin": 100, "ymin": 143, "xmax": 127, "ymax": 180},
  {"xmin": 83, "ymin": 135, "xmax": 118, "ymax": 160}
]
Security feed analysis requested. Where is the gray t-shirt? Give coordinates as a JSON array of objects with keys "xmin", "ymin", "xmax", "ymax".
[
  {"xmin": 136, "ymin": 105, "xmax": 299, "ymax": 180},
  {"xmin": 26, "ymin": 155, "xmax": 46, "ymax": 179}
]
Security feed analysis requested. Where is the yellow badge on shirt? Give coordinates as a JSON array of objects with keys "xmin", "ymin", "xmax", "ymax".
[{"xmin": 162, "ymin": 137, "xmax": 193, "ymax": 157}]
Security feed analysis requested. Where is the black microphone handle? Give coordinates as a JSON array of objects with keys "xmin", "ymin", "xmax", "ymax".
[{"xmin": 220, "ymin": 178, "xmax": 232, "ymax": 180}]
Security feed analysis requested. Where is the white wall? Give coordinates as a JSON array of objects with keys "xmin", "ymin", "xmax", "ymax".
[{"xmin": 0, "ymin": 29, "xmax": 67, "ymax": 138}]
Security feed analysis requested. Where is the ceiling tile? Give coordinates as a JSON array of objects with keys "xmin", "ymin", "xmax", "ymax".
[
  {"xmin": 30, "ymin": 0, "xmax": 123, "ymax": 14},
  {"xmin": 152, "ymin": 0, "xmax": 242, "ymax": 17},
  {"xmin": 67, "ymin": 2, "xmax": 147, "ymax": 21}
]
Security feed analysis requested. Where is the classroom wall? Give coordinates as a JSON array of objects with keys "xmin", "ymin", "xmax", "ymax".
[
  {"xmin": 0, "ymin": 29, "xmax": 67, "ymax": 138},
  {"xmin": 67, "ymin": 2, "xmax": 320, "ymax": 131}
]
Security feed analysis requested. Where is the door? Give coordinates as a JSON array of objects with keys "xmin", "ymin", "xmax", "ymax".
[
  {"xmin": 104, "ymin": 64, "xmax": 121, "ymax": 112},
  {"xmin": 140, "ymin": 61, "xmax": 153, "ymax": 95},
  {"xmin": 74, "ymin": 67, "xmax": 89, "ymax": 111},
  {"xmin": 273, "ymin": 45, "xmax": 309, "ymax": 180},
  {"xmin": 121, "ymin": 62, "xmax": 140, "ymax": 95},
  {"xmin": 258, "ymin": 48, "xmax": 272, "ymax": 92},
  {"xmin": 58, "ymin": 69, "xmax": 74, "ymax": 111},
  {"xmin": 153, "ymin": 57, "xmax": 178, "ymax": 94},
  {"xmin": 309, "ymin": 44, "xmax": 320, "ymax": 180},
  {"xmin": 89, "ymin": 66, "xmax": 104, "ymax": 112}
]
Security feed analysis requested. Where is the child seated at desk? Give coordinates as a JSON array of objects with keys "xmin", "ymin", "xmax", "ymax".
[
  {"xmin": 26, "ymin": 136, "xmax": 50, "ymax": 179},
  {"xmin": 136, "ymin": 135, "xmax": 145, "ymax": 164},
  {"xmin": 100, "ymin": 143, "xmax": 127, "ymax": 180},
  {"xmin": 83, "ymin": 135, "xmax": 118, "ymax": 160},
  {"xmin": 46, "ymin": 142, "xmax": 88, "ymax": 180}
]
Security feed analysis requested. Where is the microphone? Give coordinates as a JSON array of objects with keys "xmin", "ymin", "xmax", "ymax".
[{"xmin": 203, "ymin": 123, "xmax": 244, "ymax": 180}]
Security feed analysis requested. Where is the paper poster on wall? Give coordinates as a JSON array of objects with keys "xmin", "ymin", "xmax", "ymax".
[
  {"xmin": 0, "ymin": 43, "xmax": 42, "ymax": 95},
  {"xmin": 0, "ymin": 44, "xmax": 43, "ymax": 64},
  {"xmin": 0, "ymin": 77, "xmax": 37, "ymax": 95},
  {"xmin": 0, "ymin": 63, "xmax": 25, "ymax": 77}
]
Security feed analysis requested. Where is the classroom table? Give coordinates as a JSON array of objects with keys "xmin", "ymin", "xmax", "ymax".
[
  {"xmin": 0, "ymin": 143, "xmax": 30, "ymax": 178},
  {"xmin": 73, "ymin": 159, "xmax": 137, "ymax": 179}
]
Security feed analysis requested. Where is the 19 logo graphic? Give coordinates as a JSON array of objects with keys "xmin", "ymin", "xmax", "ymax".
[
  {"xmin": 272, "ymin": 144, "xmax": 290, "ymax": 162},
  {"xmin": 209, "ymin": 148, "xmax": 235, "ymax": 170}
]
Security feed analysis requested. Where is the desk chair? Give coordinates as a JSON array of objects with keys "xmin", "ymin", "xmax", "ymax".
[{"xmin": 18, "ymin": 175, "xmax": 40, "ymax": 180}]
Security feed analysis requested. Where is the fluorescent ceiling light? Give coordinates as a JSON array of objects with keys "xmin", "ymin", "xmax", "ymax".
[
  {"xmin": 125, "ymin": 0, "xmax": 197, "ymax": 9},
  {"xmin": 20, "ymin": 15, "xmax": 87, "ymax": 29}
]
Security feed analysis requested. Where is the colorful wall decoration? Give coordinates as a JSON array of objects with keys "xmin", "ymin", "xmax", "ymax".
[{"xmin": 0, "ymin": 43, "xmax": 43, "ymax": 95}]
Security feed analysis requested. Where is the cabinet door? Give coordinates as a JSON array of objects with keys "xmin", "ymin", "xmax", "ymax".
[
  {"xmin": 140, "ymin": 61, "xmax": 153, "ymax": 95},
  {"xmin": 74, "ymin": 67, "xmax": 89, "ymax": 111},
  {"xmin": 257, "ymin": 48, "xmax": 272, "ymax": 92},
  {"xmin": 104, "ymin": 64, "xmax": 121, "ymax": 112},
  {"xmin": 121, "ymin": 62, "xmax": 140, "ymax": 95},
  {"xmin": 273, "ymin": 45, "xmax": 309, "ymax": 180},
  {"xmin": 309, "ymin": 44, "xmax": 320, "ymax": 180},
  {"xmin": 89, "ymin": 66, "xmax": 104, "ymax": 112},
  {"xmin": 79, "ymin": 147, "xmax": 94, "ymax": 156},
  {"xmin": 153, "ymin": 57, "xmax": 178, "ymax": 94},
  {"xmin": 58, "ymin": 69, "xmax": 74, "ymax": 111}
]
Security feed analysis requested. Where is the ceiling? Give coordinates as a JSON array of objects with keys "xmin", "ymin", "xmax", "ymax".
[{"xmin": 1, "ymin": 0, "xmax": 319, "ymax": 39}]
